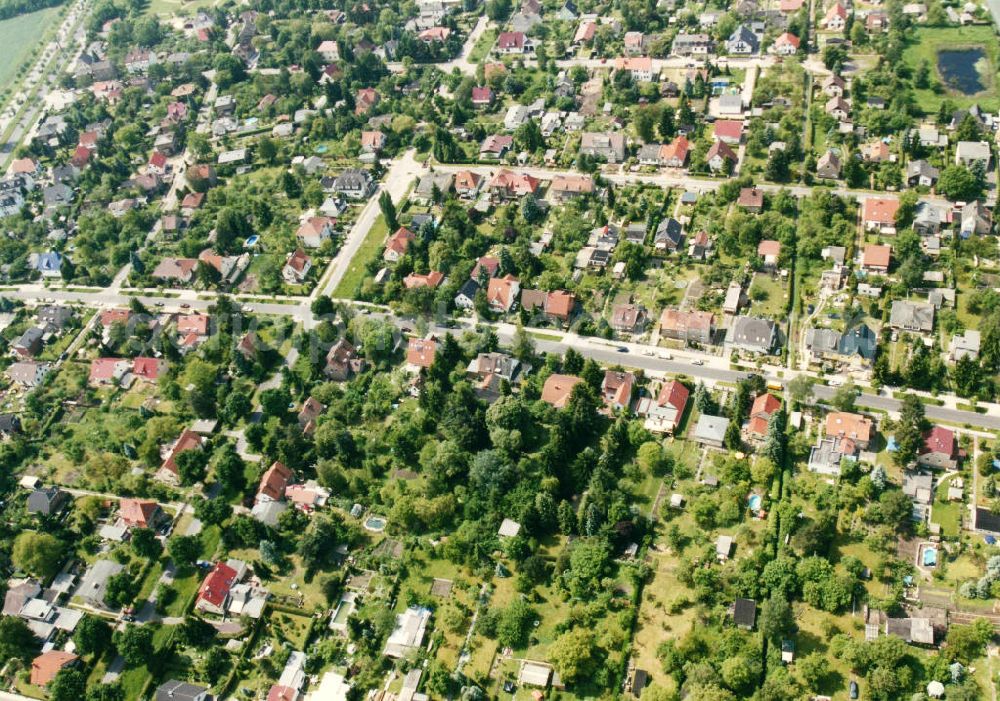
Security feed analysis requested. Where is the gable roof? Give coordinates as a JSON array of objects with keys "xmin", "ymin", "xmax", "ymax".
[
  {"xmin": 541, "ymin": 374, "xmax": 583, "ymax": 408},
  {"xmin": 197, "ymin": 561, "xmax": 238, "ymax": 608},
  {"xmin": 258, "ymin": 461, "xmax": 293, "ymax": 501},
  {"xmin": 31, "ymin": 651, "xmax": 78, "ymax": 686}
]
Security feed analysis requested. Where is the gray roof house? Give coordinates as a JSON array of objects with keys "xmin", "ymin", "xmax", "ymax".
[
  {"xmin": 579, "ymin": 132, "xmax": 626, "ymax": 163},
  {"xmin": 838, "ymin": 324, "xmax": 877, "ymax": 363},
  {"xmin": 155, "ymin": 681, "xmax": 209, "ymax": 701},
  {"xmin": 654, "ymin": 218, "xmax": 684, "ymax": 251},
  {"xmin": 77, "ymin": 560, "xmax": 124, "ymax": 608},
  {"xmin": 889, "ymin": 300, "xmax": 935, "ymax": 333},
  {"xmin": 960, "ymin": 200, "xmax": 991, "ymax": 237},
  {"xmin": 27, "ymin": 487, "xmax": 69, "ymax": 516},
  {"xmin": 817, "ymin": 150, "xmax": 841, "ymax": 179},
  {"xmin": 906, "ymin": 160, "xmax": 939, "ymax": 187},
  {"xmin": 693, "ymin": 414, "xmax": 729, "ymax": 448},
  {"xmin": 726, "ymin": 25, "xmax": 760, "ymax": 54},
  {"xmin": 724, "ymin": 316, "xmax": 777, "ymax": 354},
  {"xmin": 333, "ymin": 169, "xmax": 375, "ymax": 199}
]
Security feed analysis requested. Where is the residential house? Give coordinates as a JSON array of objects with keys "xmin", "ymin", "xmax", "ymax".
[
  {"xmin": 771, "ymin": 32, "xmax": 800, "ymax": 55},
  {"xmin": 825, "ymin": 411, "xmax": 873, "ymax": 449},
  {"xmin": 119, "ymin": 498, "xmax": 163, "ymax": 529},
  {"xmin": 7, "ymin": 361, "xmax": 50, "ymax": 387},
  {"xmin": 480, "ymin": 134, "xmax": 514, "ymax": 159},
  {"xmin": 383, "ymin": 227, "xmax": 416, "ymax": 262},
  {"xmin": 333, "ymin": 169, "xmax": 374, "ymax": 199},
  {"xmin": 950, "ymin": 329, "xmax": 981, "ymax": 362},
  {"xmin": 324, "ymin": 339, "xmax": 365, "ymax": 380},
  {"xmin": 540, "ymin": 374, "xmax": 583, "ymax": 409},
  {"xmin": 296, "ymin": 216, "xmax": 335, "ymax": 248},
  {"xmin": 654, "ymin": 218, "xmax": 684, "ymax": 252},
  {"xmin": 955, "ymin": 141, "xmax": 990, "ymax": 168},
  {"xmin": 638, "ymin": 380, "xmax": 690, "ymax": 434},
  {"xmin": 282, "ymin": 249, "xmax": 312, "ymax": 284},
  {"xmin": 486, "ymin": 275, "xmax": 521, "ymax": 313},
  {"xmin": 825, "ymin": 96, "xmax": 851, "ymax": 121},
  {"xmin": 601, "ymin": 371, "xmax": 636, "ymax": 412},
  {"xmin": 823, "ymin": 2, "xmax": 849, "ymax": 30},
  {"xmin": 706, "ymin": 140, "xmax": 738, "ymax": 172},
  {"xmin": 862, "ymin": 197, "xmax": 900, "ymax": 234},
  {"xmin": 714, "ymin": 120, "xmax": 744, "ymax": 145},
  {"xmin": 672, "ymin": 33, "xmax": 714, "ymax": 56},
  {"xmin": 693, "ymin": 414, "xmax": 730, "ymax": 448},
  {"xmin": 496, "ymin": 31, "xmax": 532, "ymax": 54},
  {"xmin": 906, "ymin": 160, "xmax": 940, "ymax": 187},
  {"xmin": 26, "ymin": 487, "xmax": 69, "ymax": 517},
  {"xmin": 579, "ymin": 132, "xmax": 626, "ymax": 163},
  {"xmin": 77, "ymin": 560, "xmax": 124, "ymax": 607},
  {"xmin": 31, "ymin": 651, "xmax": 79, "ymax": 687},
  {"xmin": 156, "ymin": 428, "xmax": 204, "ymax": 484},
  {"xmin": 614, "ymin": 56, "xmax": 653, "ymax": 82},
  {"xmin": 659, "ymin": 309, "xmax": 714, "ymax": 345},
  {"xmin": 889, "ymin": 300, "xmax": 935, "ymax": 334},
  {"xmin": 757, "ymin": 239, "xmax": 781, "ymax": 268},
  {"xmin": 488, "ymin": 170, "xmax": 540, "ymax": 199},
  {"xmin": 406, "ymin": 338, "xmax": 437, "ymax": 372},
  {"xmin": 738, "ymin": 187, "xmax": 764, "ymax": 213},
  {"xmin": 918, "ymin": 426, "xmax": 960, "ymax": 470},
  {"xmin": 725, "ymin": 316, "xmax": 777, "ymax": 355},
  {"xmin": 861, "ymin": 244, "xmax": 892, "ymax": 274},
  {"xmin": 745, "ymin": 393, "xmax": 781, "ymax": 441},
  {"xmin": 13, "ymin": 327, "xmax": 43, "ymax": 358},
  {"xmin": 257, "ymin": 462, "xmax": 293, "ymax": 504},
  {"xmin": 195, "ymin": 561, "xmax": 239, "ymax": 615},
  {"xmin": 550, "ymin": 175, "xmax": 594, "ymax": 201},
  {"xmin": 610, "ymin": 304, "xmax": 648, "ymax": 334},
  {"xmin": 960, "ymin": 200, "xmax": 991, "ymax": 237},
  {"xmin": 660, "ymin": 136, "xmax": 691, "ymax": 167},
  {"xmin": 726, "ymin": 25, "xmax": 760, "ymax": 54},
  {"xmin": 466, "ymin": 352, "xmax": 528, "ymax": 400}
]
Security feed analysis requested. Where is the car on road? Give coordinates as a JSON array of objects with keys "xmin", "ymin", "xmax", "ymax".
[
  {"xmin": 616, "ymin": 346, "xmax": 628, "ymax": 353},
  {"xmin": 180, "ymin": 303, "xmax": 190, "ymax": 309},
  {"xmin": 659, "ymin": 352, "xmax": 672, "ymax": 360},
  {"xmin": 692, "ymin": 359, "xmax": 704, "ymax": 366},
  {"xmin": 849, "ymin": 680, "xmax": 859, "ymax": 699}
]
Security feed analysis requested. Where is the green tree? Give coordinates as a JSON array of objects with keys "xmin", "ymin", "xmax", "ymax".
[
  {"xmin": 893, "ymin": 393, "xmax": 928, "ymax": 468},
  {"xmin": 548, "ymin": 628, "xmax": 598, "ymax": 684},
  {"xmin": 495, "ymin": 599, "xmax": 535, "ymax": 648},
  {"xmin": 0, "ymin": 617, "xmax": 36, "ymax": 663},
  {"xmin": 113, "ymin": 625, "xmax": 153, "ymax": 667},
  {"xmin": 379, "ymin": 191, "xmax": 398, "ymax": 231},
  {"xmin": 49, "ymin": 669, "xmax": 86, "ymax": 701},
  {"xmin": 12, "ymin": 532, "xmax": 65, "ymax": 579},
  {"xmin": 759, "ymin": 593, "xmax": 796, "ymax": 640},
  {"xmin": 131, "ymin": 528, "xmax": 162, "ymax": 559},
  {"xmin": 74, "ymin": 615, "xmax": 112, "ymax": 657},
  {"xmin": 937, "ymin": 164, "xmax": 981, "ymax": 201}
]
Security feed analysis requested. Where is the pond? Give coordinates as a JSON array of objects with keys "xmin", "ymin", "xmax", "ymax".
[{"xmin": 938, "ymin": 48, "xmax": 987, "ymax": 94}]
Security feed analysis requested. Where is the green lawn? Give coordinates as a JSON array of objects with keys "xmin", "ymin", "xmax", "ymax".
[
  {"xmin": 932, "ymin": 475, "xmax": 963, "ymax": 537},
  {"xmin": 332, "ymin": 214, "xmax": 389, "ymax": 298},
  {"xmin": 0, "ymin": 6, "xmax": 61, "ymax": 94},
  {"xmin": 468, "ymin": 28, "xmax": 498, "ymax": 64},
  {"xmin": 145, "ymin": 0, "xmax": 216, "ymax": 17},
  {"xmin": 902, "ymin": 26, "xmax": 1000, "ymax": 112}
]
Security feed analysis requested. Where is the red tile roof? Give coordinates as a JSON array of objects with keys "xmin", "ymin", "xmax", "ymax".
[
  {"xmin": 197, "ymin": 561, "xmax": 238, "ymax": 608},
  {"xmin": 132, "ymin": 356, "xmax": 165, "ymax": 380},
  {"xmin": 31, "ymin": 651, "xmax": 78, "ymax": 687},
  {"xmin": 541, "ymin": 374, "xmax": 583, "ymax": 408},
  {"xmin": 258, "ymin": 461, "xmax": 293, "ymax": 501},
  {"xmin": 923, "ymin": 426, "xmax": 956, "ymax": 457},
  {"xmin": 119, "ymin": 498, "xmax": 160, "ymax": 528},
  {"xmin": 406, "ymin": 338, "xmax": 437, "ymax": 368}
]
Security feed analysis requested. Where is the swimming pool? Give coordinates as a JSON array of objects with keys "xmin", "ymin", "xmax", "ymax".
[
  {"xmin": 923, "ymin": 547, "xmax": 938, "ymax": 567},
  {"xmin": 364, "ymin": 516, "xmax": 386, "ymax": 532},
  {"xmin": 244, "ymin": 235, "xmax": 259, "ymax": 247},
  {"xmin": 315, "ymin": 144, "xmax": 329, "ymax": 154},
  {"xmin": 748, "ymin": 494, "xmax": 762, "ymax": 511}
]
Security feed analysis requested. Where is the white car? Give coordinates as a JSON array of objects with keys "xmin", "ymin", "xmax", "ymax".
[{"xmin": 691, "ymin": 359, "xmax": 704, "ymax": 366}]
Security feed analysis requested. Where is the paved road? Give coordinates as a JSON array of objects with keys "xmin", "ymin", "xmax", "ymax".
[
  {"xmin": 314, "ymin": 149, "xmax": 424, "ymax": 299},
  {"xmin": 0, "ymin": 0, "xmax": 90, "ymax": 169}
]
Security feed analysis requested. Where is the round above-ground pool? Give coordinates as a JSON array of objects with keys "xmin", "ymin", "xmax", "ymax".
[
  {"xmin": 364, "ymin": 516, "xmax": 387, "ymax": 532},
  {"xmin": 747, "ymin": 494, "xmax": 762, "ymax": 511}
]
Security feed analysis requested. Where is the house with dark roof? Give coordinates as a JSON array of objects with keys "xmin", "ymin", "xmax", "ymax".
[
  {"xmin": 918, "ymin": 426, "xmax": 960, "ymax": 470},
  {"xmin": 724, "ymin": 316, "xmax": 777, "ymax": 355},
  {"xmin": 155, "ymin": 680, "xmax": 209, "ymax": 701},
  {"xmin": 731, "ymin": 598, "xmax": 757, "ymax": 629},
  {"xmin": 27, "ymin": 487, "xmax": 69, "ymax": 517}
]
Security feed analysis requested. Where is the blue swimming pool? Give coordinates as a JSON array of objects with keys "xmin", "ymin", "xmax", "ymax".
[
  {"xmin": 748, "ymin": 494, "xmax": 762, "ymax": 511},
  {"xmin": 244, "ymin": 235, "xmax": 259, "ymax": 247},
  {"xmin": 923, "ymin": 547, "xmax": 938, "ymax": 567}
]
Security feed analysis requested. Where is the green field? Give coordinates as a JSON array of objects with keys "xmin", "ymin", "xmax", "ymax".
[
  {"xmin": 0, "ymin": 6, "xmax": 60, "ymax": 93},
  {"xmin": 332, "ymin": 213, "xmax": 389, "ymax": 299},
  {"xmin": 145, "ymin": 0, "xmax": 216, "ymax": 17},
  {"xmin": 902, "ymin": 26, "xmax": 1000, "ymax": 112}
]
